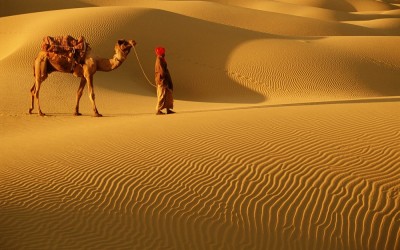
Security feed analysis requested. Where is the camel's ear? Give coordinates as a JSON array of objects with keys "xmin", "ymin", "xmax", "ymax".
[{"xmin": 118, "ymin": 39, "xmax": 126, "ymax": 46}]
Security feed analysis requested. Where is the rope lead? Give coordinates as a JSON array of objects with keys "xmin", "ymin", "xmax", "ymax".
[{"xmin": 133, "ymin": 46, "xmax": 157, "ymax": 88}]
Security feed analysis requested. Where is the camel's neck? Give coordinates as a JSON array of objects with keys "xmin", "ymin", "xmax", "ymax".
[{"xmin": 97, "ymin": 50, "xmax": 128, "ymax": 72}]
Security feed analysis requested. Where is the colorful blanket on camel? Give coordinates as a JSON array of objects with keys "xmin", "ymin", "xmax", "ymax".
[{"xmin": 41, "ymin": 35, "xmax": 89, "ymax": 73}]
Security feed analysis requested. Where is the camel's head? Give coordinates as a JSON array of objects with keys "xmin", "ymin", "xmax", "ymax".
[{"xmin": 116, "ymin": 39, "xmax": 136, "ymax": 55}]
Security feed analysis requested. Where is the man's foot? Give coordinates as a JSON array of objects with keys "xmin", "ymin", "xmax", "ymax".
[
  {"xmin": 156, "ymin": 111, "xmax": 165, "ymax": 115},
  {"xmin": 167, "ymin": 109, "xmax": 175, "ymax": 114}
]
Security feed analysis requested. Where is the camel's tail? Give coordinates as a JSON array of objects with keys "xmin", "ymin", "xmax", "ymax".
[{"xmin": 33, "ymin": 53, "xmax": 50, "ymax": 80}]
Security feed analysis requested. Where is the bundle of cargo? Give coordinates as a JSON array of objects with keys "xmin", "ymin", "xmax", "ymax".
[{"xmin": 41, "ymin": 35, "xmax": 89, "ymax": 72}]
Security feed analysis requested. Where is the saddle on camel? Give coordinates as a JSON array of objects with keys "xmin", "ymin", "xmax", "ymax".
[{"xmin": 41, "ymin": 35, "xmax": 89, "ymax": 73}]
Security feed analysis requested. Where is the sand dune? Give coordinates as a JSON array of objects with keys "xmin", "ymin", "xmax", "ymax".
[
  {"xmin": 1, "ymin": 102, "xmax": 399, "ymax": 249},
  {"xmin": 271, "ymin": 0, "xmax": 397, "ymax": 12},
  {"xmin": 1, "ymin": 0, "xmax": 399, "ymax": 249}
]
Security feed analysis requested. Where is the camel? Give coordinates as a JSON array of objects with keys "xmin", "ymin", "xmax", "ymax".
[{"xmin": 29, "ymin": 38, "xmax": 136, "ymax": 117}]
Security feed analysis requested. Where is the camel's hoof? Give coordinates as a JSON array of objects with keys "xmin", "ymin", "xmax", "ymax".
[
  {"xmin": 39, "ymin": 112, "xmax": 46, "ymax": 116},
  {"xmin": 94, "ymin": 113, "xmax": 103, "ymax": 117},
  {"xmin": 29, "ymin": 109, "xmax": 33, "ymax": 114},
  {"xmin": 74, "ymin": 112, "xmax": 82, "ymax": 116}
]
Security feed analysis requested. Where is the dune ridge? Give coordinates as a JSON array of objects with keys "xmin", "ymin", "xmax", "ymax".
[{"xmin": 1, "ymin": 0, "xmax": 400, "ymax": 249}]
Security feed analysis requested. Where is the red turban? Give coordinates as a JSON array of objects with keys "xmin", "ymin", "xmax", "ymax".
[{"xmin": 155, "ymin": 47, "xmax": 165, "ymax": 56}]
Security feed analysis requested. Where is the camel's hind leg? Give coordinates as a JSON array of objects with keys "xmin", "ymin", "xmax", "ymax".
[
  {"xmin": 33, "ymin": 78, "xmax": 45, "ymax": 116},
  {"xmin": 31, "ymin": 53, "xmax": 47, "ymax": 116},
  {"xmin": 29, "ymin": 82, "xmax": 36, "ymax": 114},
  {"xmin": 29, "ymin": 79, "xmax": 45, "ymax": 116}
]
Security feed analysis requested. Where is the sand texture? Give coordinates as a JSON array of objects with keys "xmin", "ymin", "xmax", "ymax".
[{"xmin": 1, "ymin": 0, "xmax": 400, "ymax": 249}]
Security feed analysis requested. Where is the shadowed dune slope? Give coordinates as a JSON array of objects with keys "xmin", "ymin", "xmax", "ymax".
[{"xmin": 0, "ymin": 0, "xmax": 95, "ymax": 17}]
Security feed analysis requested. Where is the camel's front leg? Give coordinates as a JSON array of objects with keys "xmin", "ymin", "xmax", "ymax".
[
  {"xmin": 85, "ymin": 75, "xmax": 102, "ymax": 117},
  {"xmin": 74, "ymin": 78, "xmax": 86, "ymax": 116}
]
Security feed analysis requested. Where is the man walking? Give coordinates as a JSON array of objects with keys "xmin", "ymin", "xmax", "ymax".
[{"xmin": 155, "ymin": 47, "xmax": 175, "ymax": 115}]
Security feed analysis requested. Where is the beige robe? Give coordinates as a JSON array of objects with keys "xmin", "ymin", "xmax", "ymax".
[{"xmin": 155, "ymin": 55, "xmax": 174, "ymax": 111}]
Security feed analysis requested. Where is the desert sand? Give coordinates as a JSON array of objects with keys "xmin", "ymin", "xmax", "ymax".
[{"xmin": 0, "ymin": 0, "xmax": 399, "ymax": 249}]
